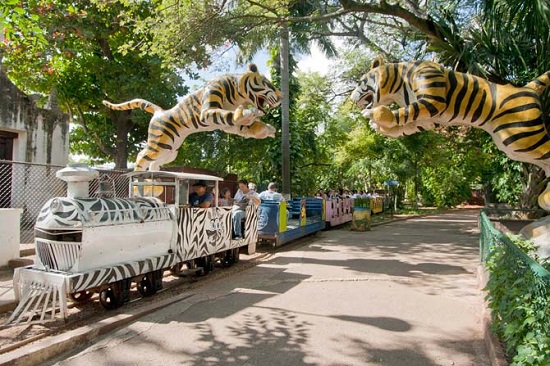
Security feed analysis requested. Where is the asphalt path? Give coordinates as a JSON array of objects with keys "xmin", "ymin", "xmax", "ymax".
[{"xmin": 47, "ymin": 209, "xmax": 489, "ymax": 366}]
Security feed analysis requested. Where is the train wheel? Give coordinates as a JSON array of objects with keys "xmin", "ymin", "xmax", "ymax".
[
  {"xmin": 220, "ymin": 250, "xmax": 233, "ymax": 268},
  {"xmin": 195, "ymin": 256, "xmax": 213, "ymax": 275},
  {"xmin": 99, "ymin": 288, "xmax": 122, "ymax": 310},
  {"xmin": 99, "ymin": 280, "xmax": 130, "ymax": 310},
  {"xmin": 137, "ymin": 271, "xmax": 162, "ymax": 297},
  {"xmin": 233, "ymin": 248, "xmax": 240, "ymax": 263},
  {"xmin": 170, "ymin": 263, "xmax": 184, "ymax": 276},
  {"xmin": 68, "ymin": 290, "xmax": 93, "ymax": 303},
  {"xmin": 136, "ymin": 276, "xmax": 155, "ymax": 297}
]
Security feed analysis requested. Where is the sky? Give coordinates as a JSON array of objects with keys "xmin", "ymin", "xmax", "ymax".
[{"xmin": 184, "ymin": 44, "xmax": 331, "ymax": 91}]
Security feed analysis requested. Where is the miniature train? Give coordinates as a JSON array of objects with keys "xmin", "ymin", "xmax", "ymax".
[
  {"xmin": 8, "ymin": 166, "xmax": 385, "ymax": 324},
  {"xmin": 9, "ymin": 165, "xmax": 258, "ymax": 324}
]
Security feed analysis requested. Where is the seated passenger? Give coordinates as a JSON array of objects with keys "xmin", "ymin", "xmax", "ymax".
[
  {"xmin": 220, "ymin": 187, "xmax": 234, "ymax": 206},
  {"xmin": 232, "ymin": 179, "xmax": 260, "ymax": 239},
  {"xmin": 188, "ymin": 180, "xmax": 213, "ymax": 208},
  {"xmin": 258, "ymin": 182, "xmax": 284, "ymax": 202}
]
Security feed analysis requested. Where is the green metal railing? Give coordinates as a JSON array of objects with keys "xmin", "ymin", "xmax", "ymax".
[
  {"xmin": 479, "ymin": 210, "xmax": 550, "ymax": 364},
  {"xmin": 479, "ymin": 211, "xmax": 550, "ymax": 280}
]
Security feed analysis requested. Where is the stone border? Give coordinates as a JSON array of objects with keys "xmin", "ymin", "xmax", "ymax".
[
  {"xmin": 477, "ymin": 264, "xmax": 509, "ymax": 366},
  {"xmin": 0, "ymin": 291, "xmax": 196, "ymax": 365}
]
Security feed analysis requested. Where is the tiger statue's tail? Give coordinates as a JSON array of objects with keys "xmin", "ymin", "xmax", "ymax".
[
  {"xmin": 525, "ymin": 71, "xmax": 550, "ymax": 95},
  {"xmin": 102, "ymin": 99, "xmax": 164, "ymax": 114}
]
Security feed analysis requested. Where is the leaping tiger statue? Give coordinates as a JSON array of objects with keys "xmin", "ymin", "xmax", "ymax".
[
  {"xmin": 350, "ymin": 56, "xmax": 550, "ymax": 210},
  {"xmin": 103, "ymin": 64, "xmax": 281, "ymax": 171}
]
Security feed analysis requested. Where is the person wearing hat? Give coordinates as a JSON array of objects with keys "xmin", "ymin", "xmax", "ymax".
[{"xmin": 189, "ymin": 180, "xmax": 213, "ymax": 208}]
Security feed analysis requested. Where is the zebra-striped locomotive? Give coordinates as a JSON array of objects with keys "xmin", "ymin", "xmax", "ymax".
[{"xmin": 9, "ymin": 165, "xmax": 258, "ymax": 324}]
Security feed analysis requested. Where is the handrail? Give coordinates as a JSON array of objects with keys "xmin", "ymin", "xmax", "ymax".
[{"xmin": 479, "ymin": 210, "xmax": 550, "ymax": 279}]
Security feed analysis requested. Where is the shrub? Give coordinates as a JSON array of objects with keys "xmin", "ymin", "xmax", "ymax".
[{"xmin": 485, "ymin": 234, "xmax": 550, "ymax": 365}]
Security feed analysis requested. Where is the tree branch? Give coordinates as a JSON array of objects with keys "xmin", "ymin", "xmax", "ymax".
[
  {"xmin": 338, "ymin": 0, "xmax": 447, "ymax": 44},
  {"xmin": 75, "ymin": 106, "xmax": 116, "ymax": 157}
]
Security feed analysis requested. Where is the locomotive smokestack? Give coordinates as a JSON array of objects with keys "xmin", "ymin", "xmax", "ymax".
[{"xmin": 56, "ymin": 164, "xmax": 99, "ymax": 198}]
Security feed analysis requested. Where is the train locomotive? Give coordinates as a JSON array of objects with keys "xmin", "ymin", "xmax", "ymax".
[{"xmin": 8, "ymin": 165, "xmax": 258, "ymax": 324}]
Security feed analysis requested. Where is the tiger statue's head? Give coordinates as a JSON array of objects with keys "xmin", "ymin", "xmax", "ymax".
[
  {"xmin": 350, "ymin": 56, "xmax": 395, "ymax": 114},
  {"xmin": 239, "ymin": 64, "xmax": 283, "ymax": 114}
]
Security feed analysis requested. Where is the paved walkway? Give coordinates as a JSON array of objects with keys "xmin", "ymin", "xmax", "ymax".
[{"xmin": 41, "ymin": 209, "xmax": 489, "ymax": 365}]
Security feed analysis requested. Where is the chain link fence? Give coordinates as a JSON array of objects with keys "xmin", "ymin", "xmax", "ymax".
[
  {"xmin": 479, "ymin": 210, "xmax": 550, "ymax": 363},
  {"xmin": 0, "ymin": 160, "xmax": 129, "ymax": 244}
]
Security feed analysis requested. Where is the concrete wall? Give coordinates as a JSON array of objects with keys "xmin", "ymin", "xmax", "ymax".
[{"xmin": 0, "ymin": 69, "xmax": 69, "ymax": 165}]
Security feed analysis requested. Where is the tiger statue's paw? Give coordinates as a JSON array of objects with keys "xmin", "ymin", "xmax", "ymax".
[
  {"xmin": 234, "ymin": 105, "xmax": 264, "ymax": 126},
  {"xmin": 263, "ymin": 123, "xmax": 276, "ymax": 138},
  {"xmin": 249, "ymin": 121, "xmax": 276, "ymax": 139},
  {"xmin": 370, "ymin": 106, "xmax": 396, "ymax": 128}
]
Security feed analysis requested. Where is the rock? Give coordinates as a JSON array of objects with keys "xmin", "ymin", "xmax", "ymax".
[{"xmin": 519, "ymin": 216, "xmax": 550, "ymax": 261}]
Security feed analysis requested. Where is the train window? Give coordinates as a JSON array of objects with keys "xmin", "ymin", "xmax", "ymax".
[{"xmin": 178, "ymin": 180, "xmax": 189, "ymax": 206}]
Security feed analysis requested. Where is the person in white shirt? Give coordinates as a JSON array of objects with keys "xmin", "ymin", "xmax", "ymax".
[
  {"xmin": 258, "ymin": 182, "xmax": 284, "ymax": 202},
  {"xmin": 232, "ymin": 179, "xmax": 260, "ymax": 239}
]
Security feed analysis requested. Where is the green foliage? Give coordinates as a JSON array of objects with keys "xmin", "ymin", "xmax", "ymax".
[
  {"xmin": 2, "ymin": 0, "xmax": 186, "ymax": 168},
  {"xmin": 1, "ymin": 0, "xmax": 48, "ymax": 52},
  {"xmin": 485, "ymin": 232, "xmax": 550, "ymax": 364}
]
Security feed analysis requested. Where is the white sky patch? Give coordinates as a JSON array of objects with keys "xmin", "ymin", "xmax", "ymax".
[
  {"xmin": 183, "ymin": 43, "xmax": 331, "ymax": 93},
  {"xmin": 296, "ymin": 44, "xmax": 331, "ymax": 75}
]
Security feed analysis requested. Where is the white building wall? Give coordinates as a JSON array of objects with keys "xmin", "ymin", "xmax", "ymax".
[{"xmin": 0, "ymin": 70, "xmax": 69, "ymax": 165}]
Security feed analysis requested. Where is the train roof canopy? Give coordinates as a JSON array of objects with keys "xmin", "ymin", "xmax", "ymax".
[{"xmin": 125, "ymin": 170, "xmax": 223, "ymax": 182}]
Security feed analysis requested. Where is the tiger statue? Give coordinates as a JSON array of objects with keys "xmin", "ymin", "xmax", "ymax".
[
  {"xmin": 350, "ymin": 56, "xmax": 550, "ymax": 210},
  {"xmin": 103, "ymin": 64, "xmax": 281, "ymax": 171}
]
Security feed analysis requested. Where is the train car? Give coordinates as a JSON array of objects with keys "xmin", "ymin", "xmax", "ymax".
[
  {"xmin": 8, "ymin": 165, "xmax": 258, "ymax": 325},
  {"xmin": 257, "ymin": 198, "xmax": 325, "ymax": 246},
  {"xmin": 370, "ymin": 196, "xmax": 384, "ymax": 214},
  {"xmin": 353, "ymin": 196, "xmax": 386, "ymax": 215},
  {"xmin": 325, "ymin": 197, "xmax": 354, "ymax": 227}
]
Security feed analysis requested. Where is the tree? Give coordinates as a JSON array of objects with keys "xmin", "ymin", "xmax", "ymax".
[
  {"xmin": 1, "ymin": 1, "xmax": 186, "ymax": 169},
  {"xmin": 126, "ymin": 0, "xmax": 339, "ymax": 194}
]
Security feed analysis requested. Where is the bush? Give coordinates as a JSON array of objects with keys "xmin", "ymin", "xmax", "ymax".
[{"xmin": 485, "ymin": 234, "xmax": 550, "ymax": 365}]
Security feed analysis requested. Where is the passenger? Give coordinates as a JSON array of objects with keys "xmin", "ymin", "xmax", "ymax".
[
  {"xmin": 315, "ymin": 189, "xmax": 326, "ymax": 199},
  {"xmin": 220, "ymin": 187, "xmax": 234, "ymax": 206},
  {"xmin": 258, "ymin": 182, "xmax": 284, "ymax": 202},
  {"xmin": 232, "ymin": 179, "xmax": 260, "ymax": 239},
  {"xmin": 188, "ymin": 180, "xmax": 213, "ymax": 208}
]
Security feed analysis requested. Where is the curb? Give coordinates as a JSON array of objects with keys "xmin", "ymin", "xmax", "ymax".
[{"xmin": 0, "ymin": 292, "xmax": 196, "ymax": 366}]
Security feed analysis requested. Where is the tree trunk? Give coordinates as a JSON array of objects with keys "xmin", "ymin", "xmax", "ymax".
[
  {"xmin": 113, "ymin": 110, "xmax": 132, "ymax": 170},
  {"xmin": 280, "ymin": 22, "xmax": 291, "ymax": 197},
  {"xmin": 518, "ymin": 164, "xmax": 548, "ymax": 216}
]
